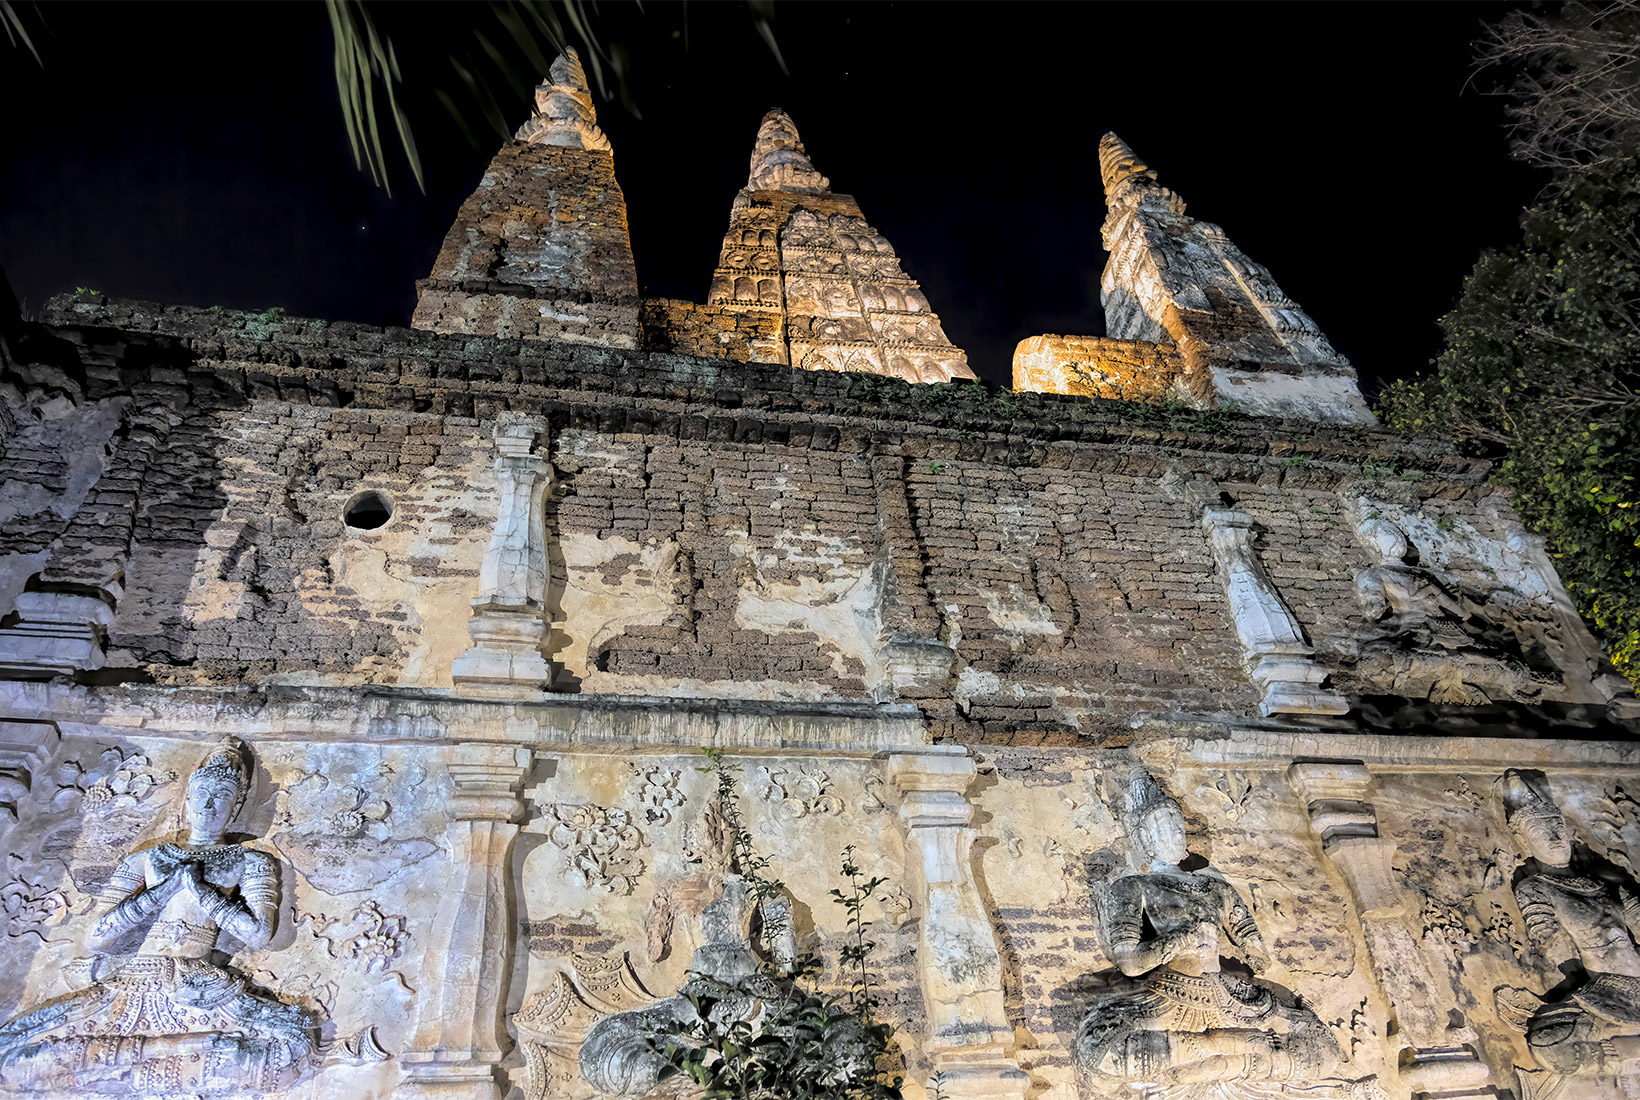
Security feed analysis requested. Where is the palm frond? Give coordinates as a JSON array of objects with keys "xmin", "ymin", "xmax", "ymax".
[
  {"xmin": 326, "ymin": 0, "xmax": 424, "ymax": 195},
  {"xmin": 1, "ymin": 0, "xmax": 43, "ymax": 67}
]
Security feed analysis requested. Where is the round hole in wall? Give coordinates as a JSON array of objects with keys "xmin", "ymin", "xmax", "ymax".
[{"xmin": 343, "ymin": 490, "xmax": 393, "ymax": 531}]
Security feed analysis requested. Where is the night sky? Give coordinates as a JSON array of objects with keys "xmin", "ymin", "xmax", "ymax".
[{"xmin": 2, "ymin": 2, "xmax": 1545, "ymax": 397}]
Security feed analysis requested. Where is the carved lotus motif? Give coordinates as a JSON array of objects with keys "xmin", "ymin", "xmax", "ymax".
[{"xmin": 545, "ymin": 803, "xmax": 647, "ymax": 894}]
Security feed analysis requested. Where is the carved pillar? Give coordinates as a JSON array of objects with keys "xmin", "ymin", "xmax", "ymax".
[
  {"xmin": 452, "ymin": 417, "xmax": 556, "ymax": 695},
  {"xmin": 1288, "ymin": 763, "xmax": 1498, "ymax": 1100},
  {"xmin": 0, "ymin": 387, "xmax": 183, "ymax": 678},
  {"xmin": 1201, "ymin": 504, "xmax": 1347, "ymax": 716},
  {"xmin": 0, "ymin": 719, "xmax": 57, "ymax": 822},
  {"xmin": 889, "ymin": 748, "xmax": 1028, "ymax": 1099},
  {"xmin": 400, "ymin": 744, "xmax": 532, "ymax": 1099},
  {"xmin": 870, "ymin": 453, "xmax": 954, "ymax": 699}
]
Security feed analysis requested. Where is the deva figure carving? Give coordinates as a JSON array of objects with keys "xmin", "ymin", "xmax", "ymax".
[
  {"xmin": 579, "ymin": 873, "xmax": 844, "ymax": 1096},
  {"xmin": 0, "ymin": 737, "xmax": 320, "ymax": 1095},
  {"xmin": 1497, "ymin": 769, "xmax": 1640, "ymax": 1079},
  {"xmin": 1353, "ymin": 515, "xmax": 1554, "ymax": 705},
  {"xmin": 1075, "ymin": 768, "xmax": 1367, "ymax": 1100}
]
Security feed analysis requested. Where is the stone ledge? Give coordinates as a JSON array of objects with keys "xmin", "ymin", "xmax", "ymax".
[
  {"xmin": 0, "ymin": 680, "xmax": 930, "ymax": 753},
  {"xmin": 33, "ymin": 293, "xmax": 1490, "ymax": 481}
]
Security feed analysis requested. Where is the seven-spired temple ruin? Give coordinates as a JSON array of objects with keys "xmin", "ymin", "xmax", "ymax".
[{"xmin": 0, "ymin": 48, "xmax": 1637, "ymax": 1100}]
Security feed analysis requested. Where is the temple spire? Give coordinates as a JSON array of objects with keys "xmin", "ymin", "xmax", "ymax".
[
  {"xmin": 1098, "ymin": 132, "xmax": 1156, "ymax": 195},
  {"xmin": 514, "ymin": 46, "xmax": 611, "ymax": 152},
  {"xmin": 747, "ymin": 109, "xmax": 830, "ymax": 193}
]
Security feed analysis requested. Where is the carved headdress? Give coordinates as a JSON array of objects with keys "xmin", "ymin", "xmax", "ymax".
[
  {"xmin": 190, "ymin": 736, "xmax": 252, "ymax": 817},
  {"xmin": 1124, "ymin": 765, "xmax": 1178, "ymax": 822},
  {"xmin": 1501, "ymin": 768, "xmax": 1561, "ymax": 832}
]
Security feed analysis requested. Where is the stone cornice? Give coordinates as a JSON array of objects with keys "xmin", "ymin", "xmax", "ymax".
[{"xmin": 34, "ymin": 295, "xmax": 1488, "ymax": 486}]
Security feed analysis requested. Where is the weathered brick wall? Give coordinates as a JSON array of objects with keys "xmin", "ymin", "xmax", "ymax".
[
  {"xmin": 0, "ymin": 296, "xmax": 1623, "ymax": 739},
  {"xmin": 638, "ymin": 297, "xmax": 786, "ymax": 364}
]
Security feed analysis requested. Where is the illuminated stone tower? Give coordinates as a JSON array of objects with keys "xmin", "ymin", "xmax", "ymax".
[
  {"xmin": 411, "ymin": 48, "xmax": 642, "ymax": 348},
  {"xmin": 703, "ymin": 110, "xmax": 974, "ymax": 382},
  {"xmin": 1015, "ymin": 133, "xmax": 1376, "ymax": 423}
]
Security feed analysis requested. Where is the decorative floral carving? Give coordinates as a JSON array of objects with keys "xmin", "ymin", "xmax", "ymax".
[
  {"xmin": 299, "ymin": 899, "xmax": 413, "ymax": 993},
  {"xmin": 758, "ymin": 765, "xmax": 843, "ymax": 818},
  {"xmin": 1418, "ymin": 895, "xmax": 1476, "ymax": 953},
  {"xmin": 1592, "ymin": 781, "xmax": 1640, "ymax": 873},
  {"xmin": 627, "ymin": 764, "xmax": 684, "ymax": 826},
  {"xmin": 1483, "ymin": 900, "xmax": 1527, "ymax": 963},
  {"xmin": 1199, "ymin": 769, "xmax": 1270, "ymax": 821},
  {"xmin": 877, "ymin": 886, "xmax": 914, "ymax": 929},
  {"xmin": 78, "ymin": 747, "xmax": 177, "ymax": 812},
  {"xmin": 859, "ymin": 774, "xmax": 888, "ymax": 814},
  {"xmin": 546, "ymin": 803, "xmax": 646, "ymax": 894},
  {"xmin": 0, "ymin": 855, "xmax": 70, "ymax": 942},
  {"xmin": 1328, "ymin": 999, "xmax": 1369, "ymax": 1063},
  {"xmin": 325, "ymin": 786, "xmax": 391, "ymax": 838}
]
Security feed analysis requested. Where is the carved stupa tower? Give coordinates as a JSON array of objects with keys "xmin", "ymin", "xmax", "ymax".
[
  {"xmin": 411, "ymin": 48, "xmax": 642, "ymax": 348},
  {"xmin": 698, "ymin": 110, "xmax": 975, "ymax": 383},
  {"xmin": 1014, "ymin": 133, "xmax": 1375, "ymax": 423},
  {"xmin": 1098, "ymin": 133, "xmax": 1374, "ymax": 421}
]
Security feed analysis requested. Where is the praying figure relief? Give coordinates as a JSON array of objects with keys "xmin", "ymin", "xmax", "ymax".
[
  {"xmin": 1074, "ymin": 768, "xmax": 1367, "ymax": 1100},
  {"xmin": 1353, "ymin": 515, "xmax": 1553, "ymax": 705},
  {"xmin": 1496, "ymin": 769, "xmax": 1640, "ymax": 1080},
  {"xmin": 0, "ymin": 738, "xmax": 320, "ymax": 1095}
]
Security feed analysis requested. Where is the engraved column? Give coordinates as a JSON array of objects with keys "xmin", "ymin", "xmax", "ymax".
[
  {"xmin": 452, "ymin": 416, "xmax": 555, "ymax": 694},
  {"xmin": 889, "ymin": 747, "xmax": 1028, "ymax": 1099},
  {"xmin": 1201, "ymin": 503, "xmax": 1347, "ymax": 716},
  {"xmin": 1288, "ymin": 762, "xmax": 1498, "ymax": 1100},
  {"xmin": 400, "ymin": 744, "xmax": 532, "ymax": 1099},
  {"xmin": 870, "ymin": 452, "xmax": 954, "ymax": 699}
]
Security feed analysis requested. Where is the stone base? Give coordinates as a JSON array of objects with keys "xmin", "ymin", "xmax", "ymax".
[
  {"xmin": 1403, "ymin": 1044, "xmax": 1497, "ymax": 1099},
  {"xmin": 396, "ymin": 1058, "xmax": 502, "ymax": 1100},
  {"xmin": 926, "ymin": 1059, "xmax": 1031, "ymax": 1099},
  {"xmin": 450, "ymin": 645, "xmax": 555, "ymax": 696},
  {"xmin": 0, "ymin": 591, "xmax": 114, "ymax": 678},
  {"xmin": 879, "ymin": 636, "xmax": 956, "ymax": 698}
]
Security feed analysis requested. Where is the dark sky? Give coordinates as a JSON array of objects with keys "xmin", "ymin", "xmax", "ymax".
[{"xmin": 1, "ymin": 2, "xmax": 1545, "ymax": 397}]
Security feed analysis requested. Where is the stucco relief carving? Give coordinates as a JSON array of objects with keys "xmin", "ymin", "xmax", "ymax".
[
  {"xmin": 577, "ymin": 875, "xmax": 835, "ymax": 1097},
  {"xmin": 513, "ymin": 954, "xmax": 653, "ymax": 1100},
  {"xmin": 545, "ymin": 802, "xmax": 646, "ymax": 894},
  {"xmin": 1074, "ymin": 767, "xmax": 1375, "ymax": 1099},
  {"xmin": 1, "ymin": 854, "xmax": 72, "ymax": 943},
  {"xmin": 270, "ymin": 767, "xmax": 437, "ymax": 896},
  {"xmin": 1352, "ymin": 513, "xmax": 1556, "ymax": 705},
  {"xmin": 758, "ymin": 764, "xmax": 844, "ymax": 818},
  {"xmin": 627, "ymin": 764, "xmax": 684, "ymax": 826},
  {"xmin": 299, "ymin": 899, "xmax": 414, "ymax": 994},
  {"xmin": 0, "ymin": 738, "xmax": 323, "ymax": 1095},
  {"xmin": 1494, "ymin": 769, "xmax": 1640, "ymax": 1080}
]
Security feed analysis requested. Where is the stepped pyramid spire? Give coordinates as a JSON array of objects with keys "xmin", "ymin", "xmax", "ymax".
[
  {"xmin": 662, "ymin": 109, "xmax": 974, "ymax": 382},
  {"xmin": 514, "ymin": 46, "xmax": 610, "ymax": 152},
  {"xmin": 412, "ymin": 46, "xmax": 638, "ymax": 346},
  {"xmin": 1098, "ymin": 132, "xmax": 1157, "ymax": 194},
  {"xmin": 747, "ymin": 109, "xmax": 830, "ymax": 193},
  {"xmin": 1015, "ymin": 130, "xmax": 1375, "ymax": 423}
]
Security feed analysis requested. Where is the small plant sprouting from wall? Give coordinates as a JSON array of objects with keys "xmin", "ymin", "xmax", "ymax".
[{"xmin": 646, "ymin": 749, "xmax": 903, "ymax": 1099}]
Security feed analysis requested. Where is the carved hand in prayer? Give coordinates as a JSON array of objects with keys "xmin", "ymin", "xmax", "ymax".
[{"xmin": 1240, "ymin": 933, "xmax": 1271, "ymax": 971}]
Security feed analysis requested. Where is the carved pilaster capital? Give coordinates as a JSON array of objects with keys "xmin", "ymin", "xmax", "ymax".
[
  {"xmin": 446, "ymin": 745, "xmax": 532, "ymax": 822},
  {"xmin": 0, "ymin": 719, "xmax": 58, "ymax": 818},
  {"xmin": 888, "ymin": 748, "xmax": 975, "ymax": 830},
  {"xmin": 1287, "ymin": 761, "xmax": 1378, "ymax": 843}
]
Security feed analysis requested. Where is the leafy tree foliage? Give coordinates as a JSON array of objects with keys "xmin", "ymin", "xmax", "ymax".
[{"xmin": 1380, "ymin": 157, "xmax": 1640, "ymax": 683}]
